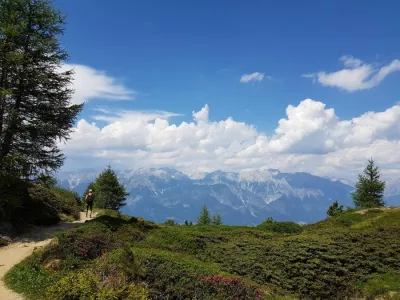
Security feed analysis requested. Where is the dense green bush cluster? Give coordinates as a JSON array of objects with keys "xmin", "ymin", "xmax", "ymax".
[
  {"xmin": 199, "ymin": 274, "xmax": 264, "ymax": 299},
  {"xmin": 0, "ymin": 236, "xmax": 9, "ymax": 247},
  {"xmin": 5, "ymin": 209, "xmax": 400, "ymax": 299},
  {"xmin": 47, "ymin": 267, "xmax": 150, "ymax": 300},
  {"xmin": 0, "ymin": 173, "xmax": 28, "ymax": 222},
  {"xmin": 361, "ymin": 271, "xmax": 400, "ymax": 299},
  {"xmin": 1, "ymin": 179, "xmax": 81, "ymax": 227},
  {"xmin": 57, "ymin": 231, "xmax": 111, "ymax": 260},
  {"xmin": 26, "ymin": 185, "xmax": 62, "ymax": 225},
  {"xmin": 50, "ymin": 187, "xmax": 81, "ymax": 220},
  {"xmin": 257, "ymin": 220, "xmax": 304, "ymax": 234}
]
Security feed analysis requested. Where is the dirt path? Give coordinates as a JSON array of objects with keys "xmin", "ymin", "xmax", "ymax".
[
  {"xmin": 0, "ymin": 212, "xmax": 97, "ymax": 300},
  {"xmin": 354, "ymin": 206, "xmax": 400, "ymax": 214}
]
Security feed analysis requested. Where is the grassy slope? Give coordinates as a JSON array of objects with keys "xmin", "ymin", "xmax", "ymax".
[{"xmin": 5, "ymin": 208, "xmax": 400, "ymax": 300}]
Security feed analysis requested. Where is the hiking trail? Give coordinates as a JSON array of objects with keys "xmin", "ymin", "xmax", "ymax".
[{"xmin": 0, "ymin": 212, "xmax": 97, "ymax": 300}]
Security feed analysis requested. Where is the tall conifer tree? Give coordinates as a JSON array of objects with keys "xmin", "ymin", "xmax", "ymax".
[
  {"xmin": 352, "ymin": 159, "xmax": 385, "ymax": 208},
  {"xmin": 0, "ymin": 0, "xmax": 82, "ymax": 177},
  {"xmin": 94, "ymin": 165, "xmax": 129, "ymax": 211},
  {"xmin": 197, "ymin": 204, "xmax": 211, "ymax": 225}
]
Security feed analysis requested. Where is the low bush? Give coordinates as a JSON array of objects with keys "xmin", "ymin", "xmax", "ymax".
[
  {"xmin": 366, "ymin": 208, "xmax": 383, "ymax": 214},
  {"xmin": 58, "ymin": 213, "xmax": 75, "ymax": 222},
  {"xmin": 4, "ymin": 250, "xmax": 58, "ymax": 300},
  {"xmin": 131, "ymin": 247, "xmax": 266, "ymax": 299},
  {"xmin": 257, "ymin": 221, "xmax": 303, "ymax": 234},
  {"xmin": 50, "ymin": 186, "xmax": 81, "ymax": 220},
  {"xmin": 2, "ymin": 181, "xmax": 81, "ymax": 227},
  {"xmin": 46, "ymin": 268, "xmax": 150, "ymax": 300},
  {"xmin": 97, "ymin": 246, "xmax": 144, "ymax": 281},
  {"xmin": 6, "ymin": 209, "xmax": 400, "ymax": 300},
  {"xmin": 333, "ymin": 212, "xmax": 365, "ymax": 227},
  {"xmin": 0, "ymin": 236, "xmax": 9, "ymax": 247},
  {"xmin": 0, "ymin": 173, "xmax": 27, "ymax": 222},
  {"xmin": 21, "ymin": 185, "xmax": 61, "ymax": 225},
  {"xmin": 199, "ymin": 274, "xmax": 264, "ymax": 299},
  {"xmin": 57, "ymin": 231, "xmax": 111, "ymax": 260},
  {"xmin": 97, "ymin": 210, "xmax": 157, "ymax": 226},
  {"xmin": 164, "ymin": 219, "xmax": 176, "ymax": 226},
  {"xmin": 51, "ymin": 215, "xmax": 153, "ymax": 264},
  {"xmin": 361, "ymin": 271, "xmax": 400, "ymax": 299}
]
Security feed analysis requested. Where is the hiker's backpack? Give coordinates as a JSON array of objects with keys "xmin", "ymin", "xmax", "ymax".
[{"xmin": 87, "ymin": 193, "xmax": 94, "ymax": 203}]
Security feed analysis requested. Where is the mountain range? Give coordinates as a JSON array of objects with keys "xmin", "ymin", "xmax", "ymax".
[{"xmin": 56, "ymin": 168, "xmax": 400, "ymax": 225}]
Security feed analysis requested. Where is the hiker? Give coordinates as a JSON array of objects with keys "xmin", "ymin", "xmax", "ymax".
[{"xmin": 85, "ymin": 189, "xmax": 95, "ymax": 218}]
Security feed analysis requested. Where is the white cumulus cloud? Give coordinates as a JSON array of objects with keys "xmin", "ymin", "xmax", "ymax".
[
  {"xmin": 240, "ymin": 72, "xmax": 267, "ymax": 83},
  {"xmin": 60, "ymin": 98, "xmax": 400, "ymax": 180},
  {"xmin": 192, "ymin": 104, "xmax": 209, "ymax": 123},
  {"xmin": 302, "ymin": 56, "xmax": 400, "ymax": 92},
  {"xmin": 267, "ymin": 99, "xmax": 400, "ymax": 154},
  {"xmin": 60, "ymin": 64, "xmax": 135, "ymax": 104}
]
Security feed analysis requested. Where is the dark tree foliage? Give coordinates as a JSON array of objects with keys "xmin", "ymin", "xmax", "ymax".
[
  {"xmin": 164, "ymin": 219, "xmax": 175, "ymax": 226},
  {"xmin": 352, "ymin": 159, "xmax": 385, "ymax": 208},
  {"xmin": 34, "ymin": 173, "xmax": 57, "ymax": 188},
  {"xmin": 211, "ymin": 213, "xmax": 222, "ymax": 225},
  {"xmin": 94, "ymin": 165, "xmax": 129, "ymax": 211},
  {"xmin": 265, "ymin": 217, "xmax": 274, "ymax": 223},
  {"xmin": 327, "ymin": 200, "xmax": 344, "ymax": 218},
  {"xmin": 0, "ymin": 0, "xmax": 83, "ymax": 178},
  {"xmin": 197, "ymin": 204, "xmax": 211, "ymax": 225}
]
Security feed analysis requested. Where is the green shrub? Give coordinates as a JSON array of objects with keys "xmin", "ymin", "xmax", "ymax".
[
  {"xmin": 96, "ymin": 208, "xmax": 124, "ymax": 219},
  {"xmin": 130, "ymin": 216, "xmax": 159, "ymax": 231},
  {"xmin": 59, "ymin": 213, "xmax": 75, "ymax": 222},
  {"xmin": 334, "ymin": 212, "xmax": 364, "ymax": 227},
  {"xmin": 133, "ymin": 248, "xmax": 224, "ymax": 299},
  {"xmin": 23, "ymin": 185, "xmax": 60, "ymax": 225},
  {"xmin": 53, "ymin": 215, "xmax": 150, "ymax": 261},
  {"xmin": 46, "ymin": 269, "xmax": 150, "ymax": 300},
  {"xmin": 361, "ymin": 272, "xmax": 400, "ymax": 298},
  {"xmin": 96, "ymin": 210, "xmax": 158, "ymax": 230},
  {"xmin": 0, "ymin": 173, "xmax": 27, "ymax": 222},
  {"xmin": 114, "ymin": 224, "xmax": 146, "ymax": 243},
  {"xmin": 327, "ymin": 200, "xmax": 344, "ymax": 217},
  {"xmin": 51, "ymin": 186, "xmax": 81, "ymax": 220},
  {"xmin": 258, "ymin": 221, "xmax": 303, "ymax": 234},
  {"xmin": 6, "ymin": 209, "xmax": 400, "ymax": 300},
  {"xmin": 4, "ymin": 183, "xmax": 81, "ymax": 226},
  {"xmin": 98, "ymin": 246, "xmax": 144, "ymax": 280},
  {"xmin": 57, "ymin": 231, "xmax": 111, "ymax": 260},
  {"xmin": 4, "ymin": 250, "xmax": 58, "ymax": 300},
  {"xmin": 0, "ymin": 236, "xmax": 9, "ymax": 247},
  {"xmin": 199, "ymin": 274, "xmax": 264, "ymax": 299},
  {"xmin": 164, "ymin": 219, "xmax": 176, "ymax": 226},
  {"xmin": 130, "ymin": 247, "xmax": 270, "ymax": 299},
  {"xmin": 139, "ymin": 226, "xmax": 218, "ymax": 255}
]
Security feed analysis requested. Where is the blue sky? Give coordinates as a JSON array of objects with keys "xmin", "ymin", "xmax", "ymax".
[{"xmin": 56, "ymin": 0, "xmax": 400, "ymax": 180}]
